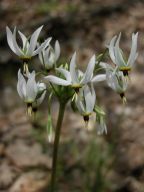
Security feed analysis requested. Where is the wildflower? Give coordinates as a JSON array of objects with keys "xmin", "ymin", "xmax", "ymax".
[
  {"xmin": 6, "ymin": 26, "xmax": 51, "ymax": 61},
  {"xmin": 106, "ymin": 67, "xmax": 128, "ymax": 103},
  {"xmin": 108, "ymin": 32, "xmax": 138, "ymax": 76},
  {"xmin": 39, "ymin": 40, "xmax": 60, "ymax": 72},
  {"xmin": 75, "ymin": 85, "xmax": 96, "ymax": 122},
  {"xmin": 17, "ymin": 70, "xmax": 46, "ymax": 115},
  {"xmin": 44, "ymin": 52, "xmax": 106, "ymax": 91}
]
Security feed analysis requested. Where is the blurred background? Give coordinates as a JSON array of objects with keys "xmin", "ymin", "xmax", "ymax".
[{"xmin": 0, "ymin": 0, "xmax": 144, "ymax": 191}]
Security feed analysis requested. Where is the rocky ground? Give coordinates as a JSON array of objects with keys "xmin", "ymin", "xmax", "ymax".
[{"xmin": 1, "ymin": 0, "xmax": 144, "ymax": 191}]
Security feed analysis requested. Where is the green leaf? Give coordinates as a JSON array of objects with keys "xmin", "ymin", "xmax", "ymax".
[
  {"xmin": 46, "ymin": 93, "xmax": 53, "ymax": 142},
  {"xmin": 47, "ymin": 114, "xmax": 53, "ymax": 143}
]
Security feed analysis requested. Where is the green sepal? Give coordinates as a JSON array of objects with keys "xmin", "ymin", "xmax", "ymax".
[
  {"xmin": 71, "ymin": 99, "xmax": 78, "ymax": 112},
  {"xmin": 94, "ymin": 105, "xmax": 105, "ymax": 116},
  {"xmin": 36, "ymin": 89, "xmax": 46, "ymax": 100}
]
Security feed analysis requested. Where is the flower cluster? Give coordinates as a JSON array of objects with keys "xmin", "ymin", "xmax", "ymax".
[{"xmin": 6, "ymin": 26, "xmax": 138, "ymax": 135}]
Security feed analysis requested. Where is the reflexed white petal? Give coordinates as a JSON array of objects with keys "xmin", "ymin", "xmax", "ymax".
[
  {"xmin": 55, "ymin": 40, "xmax": 60, "ymax": 60},
  {"xmin": 92, "ymin": 74, "xmax": 106, "ymax": 83},
  {"xmin": 70, "ymin": 52, "xmax": 79, "ymax": 84},
  {"xmin": 44, "ymin": 75, "xmax": 70, "ymax": 86},
  {"xmin": 48, "ymin": 51, "xmax": 55, "ymax": 65},
  {"xmin": 106, "ymin": 69, "xmax": 116, "ymax": 89},
  {"xmin": 45, "ymin": 47, "xmax": 53, "ymax": 67},
  {"xmin": 28, "ymin": 26, "xmax": 43, "ymax": 56},
  {"xmin": 75, "ymin": 94, "xmax": 85, "ymax": 114},
  {"xmin": 37, "ymin": 91, "xmax": 46, "ymax": 105},
  {"xmin": 77, "ymin": 101, "xmax": 85, "ymax": 114},
  {"xmin": 84, "ymin": 86, "xmax": 92, "ymax": 112},
  {"xmin": 6, "ymin": 26, "xmax": 17, "ymax": 54},
  {"xmin": 43, "ymin": 37, "xmax": 52, "ymax": 49},
  {"xmin": 127, "ymin": 32, "xmax": 138, "ymax": 67},
  {"xmin": 17, "ymin": 80, "xmax": 23, "ymax": 99},
  {"xmin": 81, "ymin": 55, "xmax": 95, "ymax": 84},
  {"xmin": 114, "ymin": 33, "xmax": 126, "ymax": 67},
  {"xmin": 108, "ymin": 35, "xmax": 117, "ymax": 63},
  {"xmin": 134, "ymin": 53, "xmax": 138, "ymax": 61},
  {"xmin": 39, "ymin": 46, "xmax": 49, "ymax": 65},
  {"xmin": 12, "ymin": 27, "xmax": 23, "ymax": 56},
  {"xmin": 85, "ymin": 85, "xmax": 96, "ymax": 113},
  {"xmin": 32, "ymin": 38, "xmax": 51, "ymax": 56},
  {"xmin": 37, "ymin": 82, "xmax": 46, "ymax": 92},
  {"xmin": 17, "ymin": 70, "xmax": 26, "ymax": 99},
  {"xmin": 78, "ymin": 69, "xmax": 84, "ymax": 77},
  {"xmin": 18, "ymin": 31, "xmax": 29, "ymax": 52},
  {"xmin": 56, "ymin": 68, "xmax": 71, "ymax": 82},
  {"xmin": 91, "ymin": 85, "xmax": 96, "ymax": 108},
  {"xmin": 26, "ymin": 71, "xmax": 37, "ymax": 100},
  {"xmin": 39, "ymin": 51, "xmax": 44, "ymax": 64}
]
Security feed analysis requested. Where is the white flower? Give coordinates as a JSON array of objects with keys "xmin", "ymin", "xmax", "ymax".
[
  {"xmin": 6, "ymin": 26, "xmax": 51, "ymax": 60},
  {"xmin": 39, "ymin": 40, "xmax": 60, "ymax": 71},
  {"xmin": 76, "ymin": 85, "xmax": 96, "ymax": 121},
  {"xmin": 17, "ymin": 70, "xmax": 46, "ymax": 115},
  {"xmin": 106, "ymin": 67, "xmax": 128, "ymax": 101},
  {"xmin": 44, "ymin": 52, "xmax": 106, "ymax": 89},
  {"xmin": 108, "ymin": 32, "xmax": 138, "ymax": 75},
  {"xmin": 17, "ymin": 70, "xmax": 38, "ymax": 104}
]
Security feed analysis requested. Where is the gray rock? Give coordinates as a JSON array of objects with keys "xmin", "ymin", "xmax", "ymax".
[
  {"xmin": 5, "ymin": 140, "xmax": 52, "ymax": 169},
  {"xmin": 9, "ymin": 171, "xmax": 50, "ymax": 192},
  {"xmin": 0, "ymin": 160, "xmax": 18, "ymax": 189}
]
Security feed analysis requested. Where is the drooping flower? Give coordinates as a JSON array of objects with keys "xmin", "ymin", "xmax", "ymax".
[
  {"xmin": 17, "ymin": 70, "xmax": 46, "ymax": 115},
  {"xmin": 106, "ymin": 67, "xmax": 128, "ymax": 103},
  {"xmin": 44, "ymin": 52, "xmax": 106, "ymax": 91},
  {"xmin": 75, "ymin": 84, "xmax": 96, "ymax": 122},
  {"xmin": 39, "ymin": 40, "xmax": 60, "ymax": 72},
  {"xmin": 6, "ymin": 26, "xmax": 51, "ymax": 61},
  {"xmin": 108, "ymin": 32, "xmax": 138, "ymax": 76},
  {"xmin": 17, "ymin": 70, "xmax": 37, "ymax": 102}
]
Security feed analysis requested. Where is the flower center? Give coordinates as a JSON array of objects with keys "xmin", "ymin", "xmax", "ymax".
[
  {"xmin": 120, "ymin": 92, "xmax": 125, "ymax": 99},
  {"xmin": 119, "ymin": 67, "xmax": 131, "ymax": 76},
  {"xmin": 20, "ymin": 57, "xmax": 32, "ymax": 62},
  {"xmin": 71, "ymin": 84, "xmax": 82, "ymax": 93},
  {"xmin": 83, "ymin": 112, "xmax": 91, "ymax": 122},
  {"xmin": 32, "ymin": 106, "xmax": 38, "ymax": 113},
  {"xmin": 83, "ymin": 115, "xmax": 89, "ymax": 122}
]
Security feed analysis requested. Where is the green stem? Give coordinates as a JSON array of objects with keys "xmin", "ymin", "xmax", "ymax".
[{"xmin": 50, "ymin": 101, "xmax": 66, "ymax": 192}]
